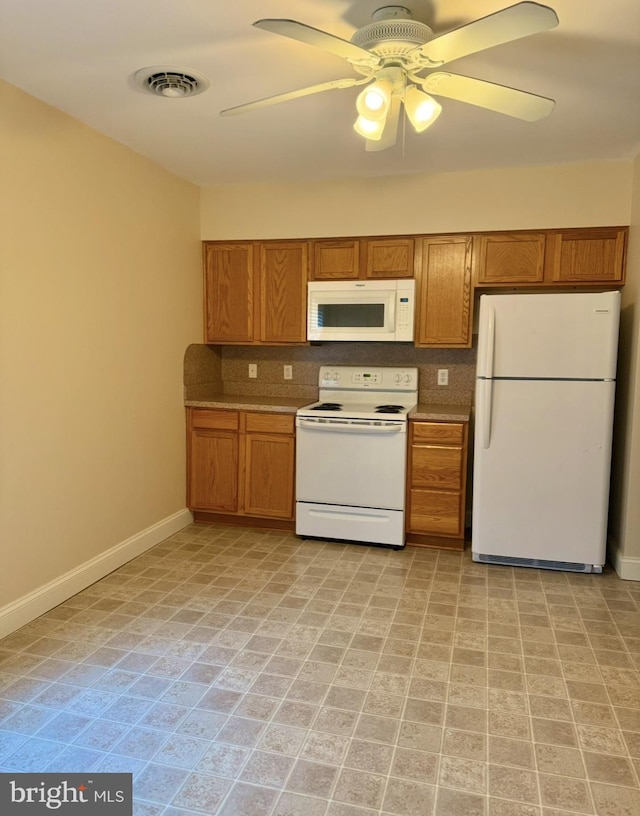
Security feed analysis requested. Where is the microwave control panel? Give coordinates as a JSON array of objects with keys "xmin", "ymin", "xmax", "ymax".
[{"xmin": 396, "ymin": 295, "xmax": 412, "ymax": 332}]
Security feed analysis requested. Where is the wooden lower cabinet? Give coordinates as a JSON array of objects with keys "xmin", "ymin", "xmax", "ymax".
[
  {"xmin": 406, "ymin": 420, "xmax": 468, "ymax": 549},
  {"xmin": 244, "ymin": 412, "xmax": 295, "ymax": 518},
  {"xmin": 187, "ymin": 408, "xmax": 295, "ymax": 528}
]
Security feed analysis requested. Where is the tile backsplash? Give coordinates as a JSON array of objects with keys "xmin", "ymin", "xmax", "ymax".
[{"xmin": 185, "ymin": 343, "xmax": 476, "ymax": 405}]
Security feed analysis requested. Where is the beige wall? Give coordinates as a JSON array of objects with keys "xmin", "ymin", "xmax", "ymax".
[
  {"xmin": 610, "ymin": 153, "xmax": 640, "ymax": 576},
  {"xmin": 201, "ymin": 160, "xmax": 632, "ymax": 239},
  {"xmin": 0, "ymin": 81, "xmax": 202, "ymax": 622}
]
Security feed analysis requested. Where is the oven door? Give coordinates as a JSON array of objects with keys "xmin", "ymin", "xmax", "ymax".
[{"xmin": 296, "ymin": 417, "xmax": 407, "ymax": 510}]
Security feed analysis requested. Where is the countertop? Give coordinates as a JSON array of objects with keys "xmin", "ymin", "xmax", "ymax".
[
  {"xmin": 185, "ymin": 395, "xmax": 309, "ymax": 414},
  {"xmin": 409, "ymin": 403, "xmax": 471, "ymax": 422},
  {"xmin": 186, "ymin": 394, "xmax": 471, "ymax": 422}
]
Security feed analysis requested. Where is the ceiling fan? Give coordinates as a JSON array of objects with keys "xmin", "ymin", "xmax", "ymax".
[{"xmin": 220, "ymin": 2, "xmax": 559, "ymax": 151}]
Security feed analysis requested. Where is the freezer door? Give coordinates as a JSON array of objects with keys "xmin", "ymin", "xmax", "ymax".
[
  {"xmin": 472, "ymin": 379, "xmax": 615, "ymax": 567},
  {"xmin": 477, "ymin": 292, "xmax": 620, "ymax": 380}
]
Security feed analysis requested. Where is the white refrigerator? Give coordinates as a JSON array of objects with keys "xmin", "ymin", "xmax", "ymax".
[{"xmin": 472, "ymin": 291, "xmax": 620, "ymax": 573}]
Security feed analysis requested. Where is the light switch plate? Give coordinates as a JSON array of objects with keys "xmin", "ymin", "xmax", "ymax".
[
  {"xmin": 284, "ymin": 365, "xmax": 293, "ymax": 380},
  {"xmin": 248, "ymin": 364, "xmax": 257, "ymax": 378}
]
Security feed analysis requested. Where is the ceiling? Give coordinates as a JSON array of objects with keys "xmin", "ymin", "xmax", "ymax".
[{"xmin": 1, "ymin": 0, "xmax": 639, "ymax": 186}]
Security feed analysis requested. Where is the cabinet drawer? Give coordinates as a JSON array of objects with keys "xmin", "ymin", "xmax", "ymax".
[
  {"xmin": 245, "ymin": 412, "xmax": 294, "ymax": 435},
  {"xmin": 412, "ymin": 422, "xmax": 464, "ymax": 445},
  {"xmin": 190, "ymin": 409, "xmax": 239, "ymax": 431},
  {"xmin": 411, "ymin": 446, "xmax": 463, "ymax": 490},
  {"xmin": 409, "ymin": 489, "xmax": 463, "ymax": 536}
]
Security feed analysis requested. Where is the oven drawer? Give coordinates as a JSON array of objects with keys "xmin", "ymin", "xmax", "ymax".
[{"xmin": 296, "ymin": 502, "xmax": 405, "ymax": 547}]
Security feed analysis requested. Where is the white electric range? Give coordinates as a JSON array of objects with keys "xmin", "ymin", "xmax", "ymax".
[{"xmin": 295, "ymin": 366, "xmax": 418, "ymax": 549}]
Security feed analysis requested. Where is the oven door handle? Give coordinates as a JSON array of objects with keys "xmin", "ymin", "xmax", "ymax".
[{"xmin": 297, "ymin": 419, "xmax": 403, "ymax": 434}]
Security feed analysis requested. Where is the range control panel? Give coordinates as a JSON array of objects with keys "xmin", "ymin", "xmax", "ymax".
[{"xmin": 319, "ymin": 366, "xmax": 418, "ymax": 390}]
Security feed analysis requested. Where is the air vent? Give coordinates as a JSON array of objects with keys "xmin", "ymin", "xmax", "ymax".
[
  {"xmin": 133, "ymin": 66, "xmax": 210, "ymax": 98},
  {"xmin": 475, "ymin": 554, "xmax": 602, "ymax": 574}
]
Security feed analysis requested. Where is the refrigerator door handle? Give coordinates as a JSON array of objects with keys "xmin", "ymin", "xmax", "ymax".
[
  {"xmin": 482, "ymin": 305, "xmax": 496, "ymax": 379},
  {"xmin": 481, "ymin": 378, "xmax": 494, "ymax": 449}
]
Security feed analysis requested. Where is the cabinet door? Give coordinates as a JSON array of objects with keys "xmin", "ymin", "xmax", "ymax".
[
  {"xmin": 311, "ymin": 240, "xmax": 360, "ymax": 279},
  {"xmin": 244, "ymin": 433, "xmax": 295, "ymax": 519},
  {"xmin": 189, "ymin": 429, "xmax": 239, "ymax": 512},
  {"xmin": 259, "ymin": 242, "xmax": 308, "ymax": 343},
  {"xmin": 203, "ymin": 243, "xmax": 254, "ymax": 343},
  {"xmin": 550, "ymin": 228, "xmax": 626, "ymax": 283},
  {"xmin": 365, "ymin": 238, "xmax": 414, "ymax": 278},
  {"xmin": 476, "ymin": 233, "xmax": 545, "ymax": 284},
  {"xmin": 417, "ymin": 236, "xmax": 472, "ymax": 347}
]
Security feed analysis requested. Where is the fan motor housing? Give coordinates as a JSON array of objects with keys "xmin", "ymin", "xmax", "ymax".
[{"xmin": 351, "ymin": 6, "xmax": 433, "ymax": 58}]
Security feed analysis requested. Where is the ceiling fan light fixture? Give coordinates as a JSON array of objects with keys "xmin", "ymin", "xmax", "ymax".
[
  {"xmin": 356, "ymin": 79, "xmax": 393, "ymax": 120},
  {"xmin": 404, "ymin": 86, "xmax": 442, "ymax": 132},
  {"xmin": 353, "ymin": 114, "xmax": 386, "ymax": 141}
]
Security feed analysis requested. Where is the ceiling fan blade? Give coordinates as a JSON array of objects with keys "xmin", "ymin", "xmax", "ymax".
[
  {"xmin": 365, "ymin": 94, "xmax": 402, "ymax": 152},
  {"xmin": 413, "ymin": 2, "xmax": 559, "ymax": 67},
  {"xmin": 254, "ymin": 19, "xmax": 380, "ymax": 67},
  {"xmin": 220, "ymin": 78, "xmax": 363, "ymax": 117},
  {"xmin": 421, "ymin": 72, "xmax": 555, "ymax": 121}
]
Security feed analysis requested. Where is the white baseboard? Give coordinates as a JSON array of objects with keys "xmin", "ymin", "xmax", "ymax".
[
  {"xmin": 607, "ymin": 536, "xmax": 640, "ymax": 582},
  {"xmin": 0, "ymin": 509, "xmax": 193, "ymax": 639}
]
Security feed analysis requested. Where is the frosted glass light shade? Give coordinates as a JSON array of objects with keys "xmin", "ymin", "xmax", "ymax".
[
  {"xmin": 353, "ymin": 114, "xmax": 386, "ymax": 140},
  {"xmin": 356, "ymin": 80, "xmax": 393, "ymax": 121},
  {"xmin": 404, "ymin": 86, "xmax": 442, "ymax": 132}
]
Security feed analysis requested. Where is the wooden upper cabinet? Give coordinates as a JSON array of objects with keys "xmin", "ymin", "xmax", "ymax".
[
  {"xmin": 259, "ymin": 242, "xmax": 308, "ymax": 343},
  {"xmin": 476, "ymin": 233, "xmax": 546, "ymax": 285},
  {"xmin": 203, "ymin": 242, "xmax": 254, "ymax": 343},
  {"xmin": 365, "ymin": 238, "xmax": 415, "ymax": 278},
  {"xmin": 549, "ymin": 228, "xmax": 626, "ymax": 284},
  {"xmin": 311, "ymin": 239, "xmax": 360, "ymax": 279},
  {"xmin": 416, "ymin": 236, "xmax": 472, "ymax": 348}
]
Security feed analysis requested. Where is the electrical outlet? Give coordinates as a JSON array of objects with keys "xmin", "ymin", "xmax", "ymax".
[
  {"xmin": 284, "ymin": 365, "xmax": 293, "ymax": 380},
  {"xmin": 437, "ymin": 369, "xmax": 449, "ymax": 386},
  {"xmin": 248, "ymin": 364, "xmax": 257, "ymax": 379}
]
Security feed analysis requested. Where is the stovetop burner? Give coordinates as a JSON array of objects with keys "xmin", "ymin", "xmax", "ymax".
[
  {"xmin": 375, "ymin": 404, "xmax": 405, "ymax": 414},
  {"xmin": 310, "ymin": 402, "xmax": 343, "ymax": 411}
]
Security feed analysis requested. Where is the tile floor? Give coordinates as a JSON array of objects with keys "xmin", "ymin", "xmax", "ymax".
[{"xmin": 1, "ymin": 523, "xmax": 640, "ymax": 816}]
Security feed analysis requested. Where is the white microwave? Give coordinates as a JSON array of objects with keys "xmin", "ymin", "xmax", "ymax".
[{"xmin": 308, "ymin": 279, "xmax": 415, "ymax": 342}]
